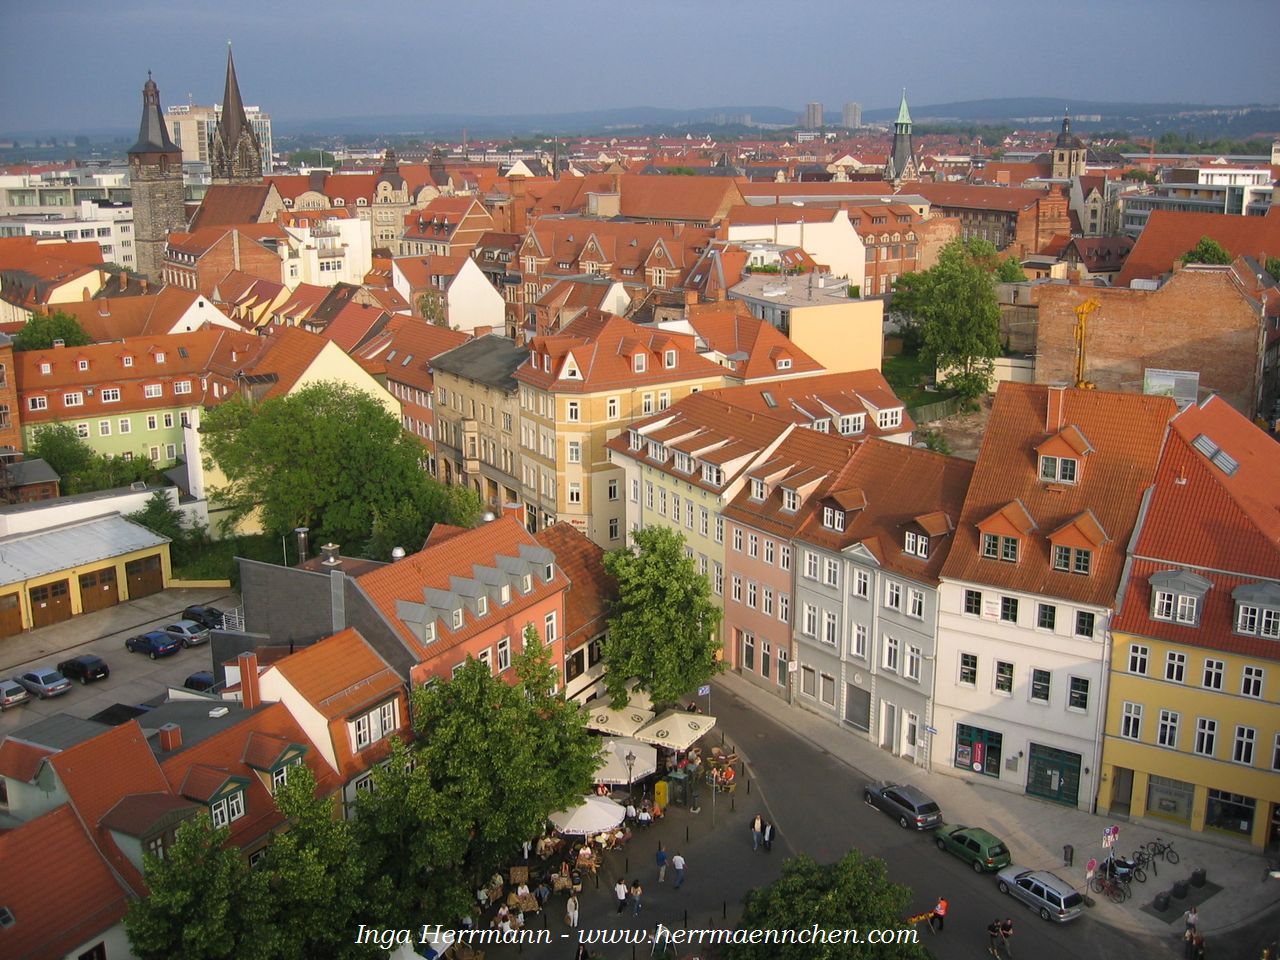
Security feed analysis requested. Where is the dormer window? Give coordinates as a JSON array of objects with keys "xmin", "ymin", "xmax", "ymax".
[
  {"xmin": 839, "ymin": 414, "xmax": 865, "ymax": 435},
  {"xmin": 647, "ymin": 441, "xmax": 667, "ymax": 462},
  {"xmin": 750, "ymin": 478, "xmax": 766, "ymax": 501},
  {"xmin": 1148, "ymin": 569, "xmax": 1211, "ymax": 627},
  {"xmin": 1040, "ymin": 455, "xmax": 1077, "ymax": 483},
  {"xmin": 904, "ymin": 531, "xmax": 929, "ymax": 559},
  {"xmin": 122, "ymin": 355, "xmax": 133, "ymax": 367},
  {"xmin": 77, "ymin": 359, "xmax": 89, "ymax": 372},
  {"xmin": 451, "ymin": 608, "xmax": 464, "ymax": 629},
  {"xmin": 1053, "ymin": 545, "xmax": 1092, "ymax": 575},
  {"xmin": 423, "ymin": 623, "xmax": 435, "ymax": 643},
  {"xmin": 522, "ymin": 574, "xmax": 533, "ymax": 593},
  {"xmin": 877, "ymin": 408, "xmax": 903, "ymax": 429},
  {"xmin": 543, "ymin": 353, "xmax": 551, "ymax": 372},
  {"xmin": 781, "ymin": 489, "xmax": 799, "ymax": 512},
  {"xmin": 1232, "ymin": 583, "xmax": 1280, "ymax": 638},
  {"xmin": 664, "ymin": 349, "xmax": 677, "ymax": 369},
  {"xmin": 500, "ymin": 584, "xmax": 511, "ymax": 605},
  {"xmin": 822, "ymin": 506, "xmax": 845, "ymax": 532},
  {"xmin": 39, "ymin": 361, "xmax": 51, "ymax": 375},
  {"xmin": 154, "ymin": 351, "xmax": 166, "ymax": 363},
  {"xmin": 982, "ymin": 533, "xmax": 1019, "ymax": 563},
  {"xmin": 812, "ymin": 418, "xmax": 830, "ymax": 433},
  {"xmin": 634, "ymin": 353, "xmax": 647, "ymax": 373},
  {"xmin": 629, "ymin": 430, "xmax": 643, "ymax": 451},
  {"xmin": 674, "ymin": 452, "xmax": 693, "ymax": 473},
  {"xmin": 543, "ymin": 563, "xmax": 554, "ymax": 582},
  {"xmin": 776, "ymin": 358, "xmax": 792, "ymax": 370},
  {"xmin": 701, "ymin": 463, "xmax": 723, "ymax": 487},
  {"xmin": 477, "ymin": 596, "xmax": 489, "ymax": 617}
]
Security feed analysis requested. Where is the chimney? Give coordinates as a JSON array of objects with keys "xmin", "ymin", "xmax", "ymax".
[
  {"xmin": 158, "ymin": 722, "xmax": 182, "ymax": 752},
  {"xmin": 320, "ymin": 543, "xmax": 341, "ymax": 566},
  {"xmin": 238, "ymin": 652, "xmax": 260, "ymax": 710},
  {"xmin": 294, "ymin": 526, "xmax": 309, "ymax": 562},
  {"xmin": 119, "ymin": 271, "xmax": 127, "ymax": 292},
  {"xmin": 683, "ymin": 289, "xmax": 698, "ymax": 307},
  {"xmin": 81, "ymin": 288, "xmax": 90, "ymax": 302},
  {"xmin": 501, "ymin": 502, "xmax": 526, "ymax": 527},
  {"xmin": 1046, "ymin": 384, "xmax": 1067, "ymax": 432}
]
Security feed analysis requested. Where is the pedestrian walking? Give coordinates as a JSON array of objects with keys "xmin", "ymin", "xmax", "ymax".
[
  {"xmin": 565, "ymin": 893, "xmax": 580, "ymax": 929},
  {"xmin": 762, "ymin": 820, "xmax": 775, "ymax": 852},
  {"xmin": 999, "ymin": 917, "xmax": 1014, "ymax": 956},
  {"xmin": 929, "ymin": 895, "xmax": 948, "ymax": 933},
  {"xmin": 574, "ymin": 944, "xmax": 591, "ymax": 960},
  {"xmin": 671, "ymin": 851, "xmax": 686, "ymax": 889},
  {"xmin": 986, "ymin": 918, "xmax": 1003, "ymax": 957},
  {"xmin": 656, "ymin": 847, "xmax": 668, "ymax": 883},
  {"xmin": 750, "ymin": 814, "xmax": 763, "ymax": 850},
  {"xmin": 631, "ymin": 879, "xmax": 644, "ymax": 916},
  {"xmin": 615, "ymin": 879, "xmax": 629, "ymax": 914},
  {"xmin": 1184, "ymin": 905, "xmax": 1199, "ymax": 933}
]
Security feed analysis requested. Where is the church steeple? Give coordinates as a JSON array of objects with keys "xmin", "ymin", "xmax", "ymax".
[
  {"xmin": 884, "ymin": 88, "xmax": 918, "ymax": 187},
  {"xmin": 126, "ymin": 73, "xmax": 185, "ymax": 282},
  {"xmin": 129, "ymin": 72, "xmax": 179, "ymax": 155},
  {"xmin": 211, "ymin": 44, "xmax": 263, "ymax": 184}
]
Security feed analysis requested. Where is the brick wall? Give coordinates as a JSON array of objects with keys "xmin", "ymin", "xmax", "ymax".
[
  {"xmin": 195, "ymin": 232, "xmax": 281, "ymax": 296},
  {"xmin": 1035, "ymin": 269, "xmax": 1263, "ymax": 416}
]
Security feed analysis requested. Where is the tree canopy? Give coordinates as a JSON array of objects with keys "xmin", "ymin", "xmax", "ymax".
[
  {"xmin": 125, "ymin": 815, "xmax": 272, "ymax": 960},
  {"xmin": 28, "ymin": 422, "xmax": 156, "ymax": 495},
  {"xmin": 723, "ymin": 851, "xmax": 929, "ymax": 960},
  {"xmin": 891, "ymin": 238, "xmax": 1003, "ymax": 401},
  {"xmin": 602, "ymin": 525, "xmax": 723, "ymax": 706},
  {"xmin": 1181, "ymin": 235, "xmax": 1233, "ymax": 266},
  {"xmin": 355, "ymin": 632, "xmax": 599, "ymax": 927},
  {"xmin": 12, "ymin": 310, "xmax": 93, "ymax": 352},
  {"xmin": 199, "ymin": 380, "xmax": 480, "ymax": 551}
]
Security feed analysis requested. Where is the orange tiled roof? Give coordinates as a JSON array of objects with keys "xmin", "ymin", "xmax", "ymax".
[
  {"xmin": 940, "ymin": 382, "xmax": 1177, "ymax": 605},
  {"xmin": 684, "ymin": 304, "xmax": 825, "ymax": 381},
  {"xmin": 272, "ymin": 628, "xmax": 402, "ymax": 721},
  {"xmin": 908, "ymin": 182, "xmax": 1045, "ymax": 213},
  {"xmin": 1115, "ymin": 210, "xmax": 1280, "ymax": 286},
  {"xmin": 0, "ymin": 737, "xmax": 55, "ymax": 782},
  {"xmin": 189, "ymin": 183, "xmax": 280, "ymax": 231},
  {"xmin": 0, "ymin": 806, "xmax": 131, "ymax": 960},
  {"xmin": 353, "ymin": 315, "xmax": 470, "ymax": 389},
  {"xmin": 234, "ymin": 324, "xmax": 330, "ymax": 400}
]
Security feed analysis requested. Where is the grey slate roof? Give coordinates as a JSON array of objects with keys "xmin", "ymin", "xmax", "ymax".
[
  {"xmin": 5, "ymin": 458, "xmax": 59, "ymax": 487},
  {"xmin": 6, "ymin": 715, "xmax": 111, "ymax": 752},
  {"xmin": 0, "ymin": 513, "xmax": 168, "ymax": 588},
  {"xmin": 429, "ymin": 334, "xmax": 528, "ymax": 393}
]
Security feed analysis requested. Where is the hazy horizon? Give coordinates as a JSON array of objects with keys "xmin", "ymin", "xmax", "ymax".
[{"xmin": 2, "ymin": 0, "xmax": 1276, "ymax": 135}]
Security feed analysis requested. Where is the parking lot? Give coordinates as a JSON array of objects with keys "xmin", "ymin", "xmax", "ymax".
[{"xmin": 0, "ymin": 587, "xmax": 238, "ymax": 737}]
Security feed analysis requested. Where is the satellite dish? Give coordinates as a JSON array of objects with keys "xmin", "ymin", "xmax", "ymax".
[
  {"xmin": 482, "ymin": 511, "xmax": 497, "ymax": 523},
  {"xmin": 391, "ymin": 546, "xmax": 406, "ymax": 560}
]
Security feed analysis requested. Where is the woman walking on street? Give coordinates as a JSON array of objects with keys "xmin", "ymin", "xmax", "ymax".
[
  {"xmin": 566, "ymin": 892, "xmax": 579, "ymax": 929},
  {"xmin": 750, "ymin": 814, "xmax": 763, "ymax": 850}
]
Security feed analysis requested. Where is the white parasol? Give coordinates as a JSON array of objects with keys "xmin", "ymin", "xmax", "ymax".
[
  {"xmin": 584, "ymin": 702, "xmax": 655, "ymax": 737},
  {"xmin": 548, "ymin": 795, "xmax": 627, "ymax": 836},
  {"xmin": 594, "ymin": 737, "xmax": 658, "ymax": 785},
  {"xmin": 631, "ymin": 708, "xmax": 716, "ymax": 751}
]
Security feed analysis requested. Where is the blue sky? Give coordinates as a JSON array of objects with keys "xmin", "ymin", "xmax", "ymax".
[{"xmin": 2, "ymin": 0, "xmax": 1276, "ymax": 134}]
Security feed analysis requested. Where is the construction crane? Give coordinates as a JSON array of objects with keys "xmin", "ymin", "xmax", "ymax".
[{"xmin": 1074, "ymin": 298, "xmax": 1100, "ymax": 389}]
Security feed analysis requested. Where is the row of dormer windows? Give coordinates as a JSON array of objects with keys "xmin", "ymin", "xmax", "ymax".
[
  {"xmin": 981, "ymin": 533, "xmax": 1093, "ymax": 575},
  {"xmin": 27, "ymin": 379, "xmax": 194, "ymax": 411},
  {"xmin": 37, "ymin": 351, "xmax": 170, "ymax": 376},
  {"xmin": 422, "ymin": 562, "xmax": 557, "ymax": 641}
]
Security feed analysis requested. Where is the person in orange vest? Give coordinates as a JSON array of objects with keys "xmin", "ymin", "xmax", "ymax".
[{"xmin": 930, "ymin": 896, "xmax": 948, "ymax": 932}]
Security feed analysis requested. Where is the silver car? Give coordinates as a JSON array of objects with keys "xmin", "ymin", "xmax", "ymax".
[
  {"xmin": 996, "ymin": 866, "xmax": 1085, "ymax": 922},
  {"xmin": 163, "ymin": 620, "xmax": 210, "ymax": 647},
  {"xmin": 14, "ymin": 669, "xmax": 72, "ymax": 699},
  {"xmin": 863, "ymin": 781, "xmax": 943, "ymax": 830},
  {"xmin": 0, "ymin": 679, "xmax": 30, "ymax": 710}
]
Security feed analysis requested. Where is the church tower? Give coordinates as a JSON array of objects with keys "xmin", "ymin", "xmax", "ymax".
[
  {"xmin": 1052, "ymin": 110, "xmax": 1087, "ymax": 179},
  {"xmin": 210, "ymin": 45, "xmax": 263, "ymax": 184},
  {"xmin": 127, "ymin": 73, "xmax": 185, "ymax": 283},
  {"xmin": 883, "ymin": 89, "xmax": 919, "ymax": 187}
]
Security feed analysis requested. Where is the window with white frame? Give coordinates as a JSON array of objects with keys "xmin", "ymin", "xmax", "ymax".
[
  {"xmin": 1068, "ymin": 676, "xmax": 1089, "ymax": 711},
  {"xmin": 1241, "ymin": 665, "xmax": 1264, "ymax": 698},
  {"xmin": 1038, "ymin": 455, "xmax": 1078, "ymax": 484},
  {"xmin": 762, "ymin": 588, "xmax": 773, "ymax": 616},
  {"xmin": 28, "ymin": 396, "xmax": 47, "ymax": 411},
  {"xmin": 781, "ymin": 489, "xmax": 798, "ymax": 512},
  {"xmin": 699, "ymin": 508, "xmax": 709, "ymax": 536},
  {"xmin": 804, "ymin": 551, "xmax": 818, "ymax": 580},
  {"xmin": 607, "ymin": 397, "xmax": 619, "ymax": 420},
  {"xmin": 854, "ymin": 569, "xmax": 869, "ymax": 598},
  {"xmin": 748, "ymin": 533, "xmax": 759, "ymax": 558},
  {"xmin": 850, "ymin": 622, "xmax": 867, "ymax": 659},
  {"xmin": 1234, "ymin": 725, "xmax": 1256, "ymax": 765},
  {"xmin": 144, "ymin": 384, "xmax": 162, "ymax": 398},
  {"xmin": 1165, "ymin": 651, "xmax": 1186, "ymax": 683},
  {"xmin": 905, "ymin": 645, "xmax": 921, "ymax": 681},
  {"xmin": 452, "ymin": 608, "xmax": 464, "ymax": 629},
  {"xmin": 63, "ymin": 392, "xmax": 84, "ymax": 407},
  {"xmin": 994, "ymin": 660, "xmax": 1013, "ymax": 693},
  {"xmin": 568, "ymin": 483, "xmax": 582, "ymax": 505},
  {"xmin": 823, "ymin": 557, "xmax": 839, "ymax": 587},
  {"xmin": 802, "ymin": 603, "xmax": 817, "ymax": 637},
  {"xmin": 567, "ymin": 441, "xmax": 581, "ymax": 463},
  {"xmin": 497, "ymin": 636, "xmax": 511, "ymax": 671},
  {"xmin": 100, "ymin": 387, "xmax": 121, "ymax": 402},
  {"xmin": 764, "ymin": 539, "xmax": 774, "ymax": 565},
  {"xmin": 823, "ymin": 610, "xmax": 838, "ymax": 645},
  {"xmin": 959, "ymin": 652, "xmax": 978, "ymax": 686},
  {"xmin": 1121, "ymin": 702, "xmax": 1143, "ymax": 740},
  {"xmin": 1202, "ymin": 658, "xmax": 1224, "ymax": 690},
  {"xmin": 1128, "ymin": 644, "xmax": 1149, "ymax": 675},
  {"xmin": 211, "ymin": 790, "xmax": 246, "ymax": 828},
  {"xmin": 733, "ymin": 528, "xmax": 744, "ymax": 552},
  {"xmin": 778, "ymin": 593, "xmax": 789, "ymax": 623},
  {"xmin": 963, "ymin": 589, "xmax": 981, "ymax": 615},
  {"xmin": 884, "ymin": 636, "xmax": 900, "ymax": 672},
  {"xmin": 904, "ymin": 530, "xmax": 929, "ymax": 558},
  {"xmin": 877, "ymin": 408, "xmax": 902, "ymax": 429},
  {"xmin": 750, "ymin": 478, "xmax": 766, "ymax": 501},
  {"xmin": 746, "ymin": 580, "xmax": 757, "ymax": 608},
  {"xmin": 1157, "ymin": 709, "xmax": 1180, "ymax": 748},
  {"xmin": 822, "ymin": 506, "xmax": 845, "ymax": 531},
  {"xmin": 633, "ymin": 353, "xmax": 646, "ymax": 373},
  {"xmin": 1195, "ymin": 717, "xmax": 1217, "ymax": 756},
  {"xmin": 1030, "ymin": 668, "xmax": 1050, "ymax": 703},
  {"xmin": 566, "ymin": 401, "xmax": 580, "ymax": 422},
  {"xmin": 779, "ymin": 545, "xmax": 791, "ymax": 570},
  {"xmin": 174, "ymin": 380, "xmax": 192, "ymax": 395},
  {"xmin": 713, "ymin": 562, "xmax": 723, "ymax": 595},
  {"xmin": 884, "ymin": 581, "xmax": 902, "ymax": 610},
  {"xmin": 907, "ymin": 588, "xmax": 924, "ymax": 619}
]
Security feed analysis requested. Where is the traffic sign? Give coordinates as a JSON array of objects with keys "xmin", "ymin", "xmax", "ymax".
[
  {"xmin": 925, "ymin": 725, "xmax": 939, "ymax": 735},
  {"xmin": 697, "ymin": 685, "xmax": 711, "ymax": 696},
  {"xmin": 1086, "ymin": 857, "xmax": 1098, "ymax": 879}
]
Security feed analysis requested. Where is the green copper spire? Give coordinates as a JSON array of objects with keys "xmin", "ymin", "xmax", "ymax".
[{"xmin": 896, "ymin": 88, "xmax": 912, "ymax": 127}]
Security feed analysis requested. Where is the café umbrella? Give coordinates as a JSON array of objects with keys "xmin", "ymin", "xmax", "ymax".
[
  {"xmin": 631, "ymin": 709, "xmax": 716, "ymax": 751},
  {"xmin": 548, "ymin": 795, "xmax": 627, "ymax": 836},
  {"xmin": 594, "ymin": 738, "xmax": 658, "ymax": 785}
]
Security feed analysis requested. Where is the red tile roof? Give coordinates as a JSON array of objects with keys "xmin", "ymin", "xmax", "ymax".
[
  {"xmin": 0, "ymin": 806, "xmax": 131, "ymax": 960},
  {"xmin": 683, "ymin": 303, "xmax": 825, "ymax": 381},
  {"xmin": 940, "ymin": 382, "xmax": 1177, "ymax": 605},
  {"xmin": 189, "ymin": 183, "xmax": 280, "ymax": 231},
  {"xmin": 535, "ymin": 523, "xmax": 617, "ymax": 651},
  {"xmin": 352, "ymin": 314, "xmax": 470, "ymax": 388},
  {"xmin": 271, "ymin": 628, "xmax": 402, "ymax": 721},
  {"xmin": 908, "ymin": 182, "xmax": 1045, "ymax": 214},
  {"xmin": 1115, "ymin": 210, "xmax": 1280, "ymax": 287},
  {"xmin": 0, "ymin": 738, "xmax": 55, "ymax": 782}
]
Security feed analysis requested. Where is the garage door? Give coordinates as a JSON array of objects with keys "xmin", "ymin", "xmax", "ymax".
[
  {"xmin": 125, "ymin": 554, "xmax": 164, "ymax": 599},
  {"xmin": 78, "ymin": 566, "xmax": 120, "ymax": 614},
  {"xmin": 29, "ymin": 580, "xmax": 72, "ymax": 629},
  {"xmin": 0, "ymin": 593, "xmax": 22, "ymax": 638}
]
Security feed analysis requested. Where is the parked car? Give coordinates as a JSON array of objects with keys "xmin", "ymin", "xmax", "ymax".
[
  {"xmin": 56, "ymin": 654, "xmax": 110, "ymax": 685},
  {"xmin": 182, "ymin": 605, "xmax": 225, "ymax": 630},
  {"xmin": 14, "ymin": 668, "xmax": 72, "ymax": 699},
  {"xmin": 126, "ymin": 630, "xmax": 182, "ymax": 659},
  {"xmin": 934, "ymin": 824, "xmax": 1011, "ymax": 873},
  {"xmin": 1, "ymin": 679, "xmax": 30, "ymax": 710},
  {"xmin": 996, "ymin": 866, "xmax": 1085, "ymax": 923},
  {"xmin": 863, "ymin": 781, "xmax": 943, "ymax": 829},
  {"xmin": 183, "ymin": 671, "xmax": 217, "ymax": 692},
  {"xmin": 163, "ymin": 620, "xmax": 209, "ymax": 648}
]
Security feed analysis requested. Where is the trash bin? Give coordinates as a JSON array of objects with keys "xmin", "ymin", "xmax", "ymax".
[
  {"xmin": 1172, "ymin": 879, "xmax": 1189, "ymax": 900},
  {"xmin": 653, "ymin": 779, "xmax": 668, "ymax": 809},
  {"xmin": 666, "ymin": 774, "xmax": 688, "ymax": 807},
  {"xmin": 1190, "ymin": 868, "xmax": 1206, "ymax": 887},
  {"xmin": 1154, "ymin": 891, "xmax": 1170, "ymax": 911},
  {"xmin": 1063, "ymin": 844, "xmax": 1074, "ymax": 867}
]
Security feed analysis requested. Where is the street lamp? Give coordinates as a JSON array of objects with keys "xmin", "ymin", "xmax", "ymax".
[{"xmin": 625, "ymin": 750, "xmax": 636, "ymax": 802}]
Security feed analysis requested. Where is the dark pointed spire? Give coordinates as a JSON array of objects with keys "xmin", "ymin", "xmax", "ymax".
[
  {"xmin": 219, "ymin": 43, "xmax": 251, "ymax": 154},
  {"xmin": 128, "ymin": 72, "xmax": 179, "ymax": 155}
]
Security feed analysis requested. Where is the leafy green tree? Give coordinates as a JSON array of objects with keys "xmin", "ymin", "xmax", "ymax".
[
  {"xmin": 1266, "ymin": 257, "xmax": 1280, "ymax": 282},
  {"xmin": 125, "ymin": 815, "xmax": 271, "ymax": 960},
  {"xmin": 364, "ymin": 482, "xmax": 482, "ymax": 560},
  {"xmin": 28, "ymin": 423, "xmax": 155, "ymax": 495},
  {"xmin": 200, "ymin": 380, "xmax": 475, "ymax": 547},
  {"xmin": 417, "ymin": 290, "xmax": 448, "ymax": 326},
  {"xmin": 355, "ymin": 635, "xmax": 599, "ymax": 927},
  {"xmin": 1181, "ymin": 236, "xmax": 1232, "ymax": 265},
  {"xmin": 126, "ymin": 490, "xmax": 187, "ymax": 541},
  {"xmin": 258, "ymin": 765, "xmax": 374, "ymax": 960},
  {"xmin": 723, "ymin": 851, "xmax": 929, "ymax": 960},
  {"xmin": 13, "ymin": 311, "xmax": 93, "ymax": 352},
  {"xmin": 995, "ymin": 256, "xmax": 1028, "ymax": 283},
  {"xmin": 602, "ymin": 525, "xmax": 722, "ymax": 706},
  {"xmin": 892, "ymin": 239, "xmax": 1002, "ymax": 401}
]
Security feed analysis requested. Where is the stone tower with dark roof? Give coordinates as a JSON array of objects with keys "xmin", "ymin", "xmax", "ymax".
[
  {"xmin": 127, "ymin": 73, "xmax": 186, "ymax": 282},
  {"xmin": 883, "ymin": 89, "xmax": 919, "ymax": 187},
  {"xmin": 210, "ymin": 46, "xmax": 263, "ymax": 184},
  {"xmin": 1052, "ymin": 110, "xmax": 1087, "ymax": 179}
]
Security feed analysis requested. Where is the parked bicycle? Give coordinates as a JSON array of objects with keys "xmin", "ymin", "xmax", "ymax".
[
  {"xmin": 1147, "ymin": 837, "xmax": 1180, "ymax": 864},
  {"xmin": 1090, "ymin": 872, "xmax": 1129, "ymax": 903}
]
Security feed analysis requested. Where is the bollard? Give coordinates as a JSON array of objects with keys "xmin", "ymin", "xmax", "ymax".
[
  {"xmin": 730, "ymin": 794, "xmax": 735, "ymax": 812},
  {"xmin": 686, "ymin": 825, "xmax": 690, "ymax": 842},
  {"xmin": 632, "ymin": 946, "xmax": 636, "ymax": 960},
  {"xmin": 1063, "ymin": 844, "xmax": 1073, "ymax": 867},
  {"xmin": 723, "ymin": 900, "xmax": 727, "ymax": 919},
  {"xmin": 684, "ymin": 909, "xmax": 688, "ymax": 926},
  {"xmin": 747, "ymin": 777, "xmax": 751, "ymax": 795}
]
